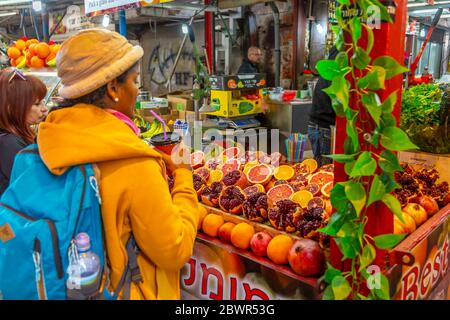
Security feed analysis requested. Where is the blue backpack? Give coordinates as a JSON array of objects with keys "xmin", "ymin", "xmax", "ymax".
[{"xmin": 0, "ymin": 145, "xmax": 141, "ymax": 300}]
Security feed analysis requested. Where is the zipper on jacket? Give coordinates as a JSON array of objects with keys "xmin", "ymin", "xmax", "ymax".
[
  {"xmin": 0, "ymin": 202, "xmax": 64, "ymax": 279},
  {"xmin": 33, "ymin": 239, "xmax": 47, "ymax": 300}
]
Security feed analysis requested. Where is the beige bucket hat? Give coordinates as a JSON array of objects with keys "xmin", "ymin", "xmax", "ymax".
[{"xmin": 56, "ymin": 28, "xmax": 144, "ymax": 99}]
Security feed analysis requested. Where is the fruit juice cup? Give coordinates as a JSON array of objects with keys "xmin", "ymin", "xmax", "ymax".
[{"xmin": 150, "ymin": 132, "xmax": 181, "ymax": 155}]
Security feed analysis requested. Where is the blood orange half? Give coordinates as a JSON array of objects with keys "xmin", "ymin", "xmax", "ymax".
[
  {"xmin": 308, "ymin": 171, "xmax": 334, "ymax": 187},
  {"xmin": 246, "ymin": 164, "xmax": 273, "ymax": 185},
  {"xmin": 191, "ymin": 151, "xmax": 205, "ymax": 170},
  {"xmin": 267, "ymin": 184, "xmax": 294, "ymax": 205},
  {"xmin": 221, "ymin": 158, "xmax": 241, "ymax": 175}
]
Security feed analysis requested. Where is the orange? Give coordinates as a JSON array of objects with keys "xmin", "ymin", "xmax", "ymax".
[
  {"xmin": 45, "ymin": 52, "xmax": 56, "ymax": 64},
  {"xmin": 302, "ymin": 158, "xmax": 318, "ymax": 174},
  {"xmin": 218, "ymin": 222, "xmax": 236, "ymax": 243},
  {"xmin": 36, "ymin": 42, "xmax": 50, "ymax": 59},
  {"xmin": 290, "ymin": 190, "xmax": 313, "ymax": 208},
  {"xmin": 10, "ymin": 58, "xmax": 16, "ymax": 67},
  {"xmin": 267, "ymin": 234, "xmax": 293, "ymax": 265},
  {"xmin": 28, "ymin": 43, "xmax": 37, "ymax": 56},
  {"xmin": 15, "ymin": 39, "xmax": 26, "ymax": 51},
  {"xmin": 207, "ymin": 169, "xmax": 223, "ymax": 185},
  {"xmin": 273, "ymin": 165, "xmax": 295, "ymax": 181},
  {"xmin": 7, "ymin": 47, "xmax": 21, "ymax": 59},
  {"xmin": 202, "ymin": 214, "xmax": 225, "ymax": 237},
  {"xmin": 25, "ymin": 50, "xmax": 34, "ymax": 61},
  {"xmin": 30, "ymin": 56, "xmax": 45, "ymax": 68},
  {"xmin": 230, "ymin": 222, "xmax": 255, "ymax": 250}
]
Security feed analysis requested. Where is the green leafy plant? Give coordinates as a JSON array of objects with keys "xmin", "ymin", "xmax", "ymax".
[{"xmin": 316, "ymin": 0, "xmax": 418, "ymax": 300}]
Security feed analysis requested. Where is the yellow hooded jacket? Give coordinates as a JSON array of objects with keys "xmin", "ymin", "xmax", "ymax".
[{"xmin": 37, "ymin": 104, "xmax": 206, "ymax": 300}]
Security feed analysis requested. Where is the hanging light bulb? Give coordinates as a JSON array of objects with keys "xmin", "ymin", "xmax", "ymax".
[
  {"xmin": 102, "ymin": 14, "xmax": 110, "ymax": 28},
  {"xmin": 182, "ymin": 24, "xmax": 189, "ymax": 35},
  {"xmin": 32, "ymin": 0, "xmax": 42, "ymax": 12},
  {"xmin": 316, "ymin": 23, "xmax": 324, "ymax": 34}
]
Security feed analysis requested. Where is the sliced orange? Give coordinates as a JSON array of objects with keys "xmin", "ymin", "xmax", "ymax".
[
  {"xmin": 273, "ymin": 165, "xmax": 295, "ymax": 181},
  {"xmin": 208, "ymin": 169, "xmax": 223, "ymax": 185},
  {"xmin": 290, "ymin": 190, "xmax": 314, "ymax": 208},
  {"xmin": 301, "ymin": 158, "xmax": 318, "ymax": 174},
  {"xmin": 243, "ymin": 162, "xmax": 258, "ymax": 175}
]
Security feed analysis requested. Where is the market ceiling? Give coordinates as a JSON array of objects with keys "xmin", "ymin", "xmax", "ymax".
[{"xmin": 408, "ymin": 0, "xmax": 450, "ymax": 19}]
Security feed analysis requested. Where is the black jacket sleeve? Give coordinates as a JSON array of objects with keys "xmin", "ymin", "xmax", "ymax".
[
  {"xmin": 0, "ymin": 133, "xmax": 27, "ymax": 195},
  {"xmin": 238, "ymin": 59, "xmax": 259, "ymax": 74}
]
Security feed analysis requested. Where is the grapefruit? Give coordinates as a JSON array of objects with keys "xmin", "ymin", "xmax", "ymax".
[
  {"xmin": 267, "ymin": 184, "xmax": 294, "ymax": 205},
  {"xmin": 321, "ymin": 181, "xmax": 333, "ymax": 198},
  {"xmin": 243, "ymin": 162, "xmax": 258, "ymax": 175},
  {"xmin": 190, "ymin": 151, "xmax": 205, "ymax": 169},
  {"xmin": 290, "ymin": 190, "xmax": 313, "ymax": 208},
  {"xmin": 222, "ymin": 147, "xmax": 243, "ymax": 160},
  {"xmin": 273, "ymin": 165, "xmax": 295, "ymax": 181},
  {"xmin": 308, "ymin": 171, "xmax": 334, "ymax": 187},
  {"xmin": 304, "ymin": 183, "xmax": 321, "ymax": 196},
  {"xmin": 221, "ymin": 158, "xmax": 241, "ymax": 175},
  {"xmin": 246, "ymin": 164, "xmax": 273, "ymax": 185},
  {"xmin": 301, "ymin": 158, "xmax": 318, "ymax": 174}
]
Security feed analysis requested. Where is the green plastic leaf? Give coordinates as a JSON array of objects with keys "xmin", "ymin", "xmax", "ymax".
[
  {"xmin": 324, "ymin": 263, "xmax": 343, "ymax": 284},
  {"xmin": 379, "ymin": 150, "xmax": 403, "ymax": 173},
  {"xmin": 374, "ymin": 274, "xmax": 391, "ymax": 300},
  {"xmin": 336, "ymin": 30, "xmax": 345, "ymax": 51},
  {"xmin": 380, "ymin": 127, "xmax": 419, "ymax": 151},
  {"xmin": 373, "ymin": 233, "xmax": 407, "ymax": 249},
  {"xmin": 380, "ymin": 91, "xmax": 398, "ymax": 114},
  {"xmin": 351, "ymin": 47, "xmax": 371, "ymax": 70},
  {"xmin": 373, "ymin": 56, "xmax": 409, "ymax": 80},
  {"xmin": 322, "ymin": 285, "xmax": 335, "ymax": 300},
  {"xmin": 363, "ymin": 24, "xmax": 374, "ymax": 53},
  {"xmin": 357, "ymin": 293, "xmax": 370, "ymax": 300},
  {"xmin": 332, "ymin": 100, "xmax": 346, "ymax": 117},
  {"xmin": 346, "ymin": 109, "xmax": 359, "ymax": 152},
  {"xmin": 350, "ymin": 151, "xmax": 377, "ymax": 177},
  {"xmin": 381, "ymin": 193, "xmax": 405, "ymax": 223},
  {"xmin": 336, "ymin": 52, "xmax": 349, "ymax": 68},
  {"xmin": 381, "ymin": 113, "xmax": 397, "ymax": 128},
  {"xmin": 331, "ymin": 276, "xmax": 352, "ymax": 300},
  {"xmin": 361, "ymin": 92, "xmax": 382, "ymax": 127},
  {"xmin": 345, "ymin": 161, "xmax": 355, "ymax": 176},
  {"xmin": 330, "ymin": 183, "xmax": 348, "ymax": 212},
  {"xmin": 367, "ymin": 175, "xmax": 386, "ymax": 207},
  {"xmin": 344, "ymin": 137, "xmax": 357, "ymax": 154},
  {"xmin": 324, "ymin": 153, "xmax": 359, "ymax": 163},
  {"xmin": 318, "ymin": 212, "xmax": 346, "ymax": 236},
  {"xmin": 316, "ymin": 60, "xmax": 342, "ymax": 81},
  {"xmin": 324, "ymin": 77, "xmax": 350, "ymax": 109},
  {"xmin": 337, "ymin": 0, "xmax": 350, "ymax": 5},
  {"xmin": 359, "ymin": 243, "xmax": 376, "ymax": 272},
  {"xmin": 380, "ymin": 172, "xmax": 401, "ymax": 193},
  {"xmin": 357, "ymin": 66, "xmax": 386, "ymax": 91},
  {"xmin": 336, "ymin": 236, "xmax": 360, "ymax": 259},
  {"xmin": 349, "ymin": 17, "xmax": 362, "ymax": 43},
  {"xmin": 345, "ymin": 181, "xmax": 367, "ymax": 216}
]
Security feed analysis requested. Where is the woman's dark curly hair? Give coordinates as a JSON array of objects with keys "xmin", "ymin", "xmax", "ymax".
[{"xmin": 54, "ymin": 62, "xmax": 139, "ymax": 110}]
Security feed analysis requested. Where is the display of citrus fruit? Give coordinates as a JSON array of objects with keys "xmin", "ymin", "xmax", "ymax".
[
  {"xmin": 293, "ymin": 163, "xmax": 310, "ymax": 176},
  {"xmin": 202, "ymin": 214, "xmax": 225, "ymax": 237},
  {"xmin": 7, "ymin": 47, "xmax": 21, "ymax": 59},
  {"xmin": 321, "ymin": 181, "xmax": 333, "ymax": 198},
  {"xmin": 304, "ymin": 183, "xmax": 320, "ymax": 196},
  {"xmin": 307, "ymin": 197, "xmax": 325, "ymax": 211},
  {"xmin": 308, "ymin": 171, "xmax": 334, "ymax": 187},
  {"xmin": 243, "ymin": 184, "xmax": 266, "ymax": 196},
  {"xmin": 243, "ymin": 162, "xmax": 258, "ymax": 175},
  {"xmin": 267, "ymin": 184, "xmax": 294, "ymax": 204},
  {"xmin": 230, "ymin": 222, "xmax": 255, "ymax": 250},
  {"xmin": 246, "ymin": 164, "xmax": 273, "ymax": 185},
  {"xmin": 15, "ymin": 39, "xmax": 26, "ymax": 51},
  {"xmin": 267, "ymin": 235, "xmax": 294, "ymax": 265},
  {"xmin": 290, "ymin": 190, "xmax": 314, "ymax": 208},
  {"xmin": 222, "ymin": 147, "xmax": 243, "ymax": 160},
  {"xmin": 273, "ymin": 165, "xmax": 295, "ymax": 181},
  {"xmin": 36, "ymin": 42, "xmax": 51, "ymax": 59},
  {"xmin": 30, "ymin": 56, "xmax": 45, "ymax": 68},
  {"xmin": 190, "ymin": 151, "xmax": 205, "ymax": 169},
  {"xmin": 207, "ymin": 169, "xmax": 223, "ymax": 184},
  {"xmin": 218, "ymin": 222, "xmax": 236, "ymax": 243}
]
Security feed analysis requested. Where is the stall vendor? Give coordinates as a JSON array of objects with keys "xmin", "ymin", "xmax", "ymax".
[{"xmin": 238, "ymin": 46, "xmax": 262, "ymax": 74}]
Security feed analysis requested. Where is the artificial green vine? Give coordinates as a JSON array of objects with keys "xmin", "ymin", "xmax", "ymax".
[{"xmin": 316, "ymin": 0, "xmax": 418, "ymax": 300}]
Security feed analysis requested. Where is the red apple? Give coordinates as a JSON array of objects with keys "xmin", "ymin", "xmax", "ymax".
[
  {"xmin": 403, "ymin": 203, "xmax": 427, "ymax": 227},
  {"xmin": 417, "ymin": 196, "xmax": 439, "ymax": 217},
  {"xmin": 288, "ymin": 239, "xmax": 325, "ymax": 276},
  {"xmin": 250, "ymin": 232, "xmax": 273, "ymax": 257}
]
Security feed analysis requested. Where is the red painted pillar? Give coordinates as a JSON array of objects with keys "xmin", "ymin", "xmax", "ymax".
[
  {"xmin": 204, "ymin": 0, "xmax": 213, "ymax": 74},
  {"xmin": 330, "ymin": 0, "xmax": 408, "ymax": 271}
]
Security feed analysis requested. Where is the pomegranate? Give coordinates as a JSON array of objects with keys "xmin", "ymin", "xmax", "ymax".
[
  {"xmin": 416, "ymin": 195, "xmax": 439, "ymax": 217},
  {"xmin": 250, "ymin": 232, "xmax": 273, "ymax": 257},
  {"xmin": 193, "ymin": 174, "xmax": 206, "ymax": 199},
  {"xmin": 288, "ymin": 239, "xmax": 325, "ymax": 276},
  {"xmin": 201, "ymin": 182, "xmax": 223, "ymax": 207},
  {"xmin": 219, "ymin": 186, "xmax": 246, "ymax": 214},
  {"xmin": 222, "ymin": 170, "xmax": 250, "ymax": 189},
  {"xmin": 268, "ymin": 199, "xmax": 303, "ymax": 233},
  {"xmin": 403, "ymin": 203, "xmax": 427, "ymax": 227},
  {"xmin": 242, "ymin": 192, "xmax": 269, "ymax": 222}
]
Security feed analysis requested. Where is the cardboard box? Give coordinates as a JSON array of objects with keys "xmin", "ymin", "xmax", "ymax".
[
  {"xmin": 398, "ymin": 151, "xmax": 450, "ymax": 183},
  {"xmin": 177, "ymin": 111, "xmax": 207, "ymax": 122},
  {"xmin": 167, "ymin": 93, "xmax": 194, "ymax": 112}
]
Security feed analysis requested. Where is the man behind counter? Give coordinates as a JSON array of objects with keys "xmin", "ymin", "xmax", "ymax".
[{"xmin": 238, "ymin": 46, "xmax": 262, "ymax": 74}]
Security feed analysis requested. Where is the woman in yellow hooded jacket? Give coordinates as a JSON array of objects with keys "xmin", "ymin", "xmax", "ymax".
[{"xmin": 37, "ymin": 29, "xmax": 206, "ymax": 300}]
